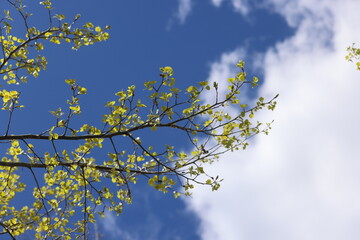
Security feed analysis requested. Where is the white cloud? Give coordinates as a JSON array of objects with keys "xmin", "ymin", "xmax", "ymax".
[
  {"xmin": 210, "ymin": 0, "xmax": 250, "ymax": 16},
  {"xmin": 99, "ymin": 210, "xmax": 136, "ymax": 240},
  {"xmin": 176, "ymin": 0, "xmax": 192, "ymax": 24},
  {"xmin": 168, "ymin": 0, "xmax": 192, "ymax": 30},
  {"xmin": 185, "ymin": 0, "xmax": 360, "ymax": 239},
  {"xmin": 231, "ymin": 0, "xmax": 250, "ymax": 15},
  {"xmin": 211, "ymin": 0, "xmax": 223, "ymax": 7},
  {"xmin": 174, "ymin": 0, "xmax": 250, "ymax": 26}
]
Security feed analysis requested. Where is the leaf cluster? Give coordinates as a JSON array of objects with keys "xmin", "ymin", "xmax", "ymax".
[{"xmin": 346, "ymin": 43, "xmax": 360, "ymax": 70}]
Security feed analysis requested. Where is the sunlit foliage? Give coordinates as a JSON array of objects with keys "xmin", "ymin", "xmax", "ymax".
[
  {"xmin": 0, "ymin": 1, "xmax": 277, "ymax": 239},
  {"xmin": 346, "ymin": 43, "xmax": 360, "ymax": 70}
]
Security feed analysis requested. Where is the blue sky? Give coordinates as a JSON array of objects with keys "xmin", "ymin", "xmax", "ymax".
[{"xmin": 3, "ymin": 0, "xmax": 360, "ymax": 239}]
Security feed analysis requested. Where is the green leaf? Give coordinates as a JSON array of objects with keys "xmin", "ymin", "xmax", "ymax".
[{"xmin": 65, "ymin": 79, "xmax": 76, "ymax": 85}]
